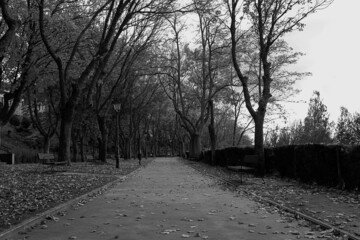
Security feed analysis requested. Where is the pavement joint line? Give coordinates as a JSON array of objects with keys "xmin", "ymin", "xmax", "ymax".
[
  {"xmin": 0, "ymin": 164, "xmax": 147, "ymax": 239},
  {"xmin": 184, "ymin": 159, "xmax": 360, "ymax": 240}
]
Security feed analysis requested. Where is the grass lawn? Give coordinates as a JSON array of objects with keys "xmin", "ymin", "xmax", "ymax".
[{"xmin": 0, "ymin": 158, "xmax": 153, "ymax": 232}]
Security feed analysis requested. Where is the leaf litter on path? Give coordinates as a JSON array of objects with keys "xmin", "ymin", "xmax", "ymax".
[
  {"xmin": 0, "ymin": 159, "xmax": 153, "ymax": 231},
  {"xmin": 183, "ymin": 159, "xmax": 360, "ymax": 237}
]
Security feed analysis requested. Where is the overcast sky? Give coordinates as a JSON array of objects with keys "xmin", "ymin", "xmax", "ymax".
[{"xmin": 283, "ymin": 0, "xmax": 360, "ymax": 124}]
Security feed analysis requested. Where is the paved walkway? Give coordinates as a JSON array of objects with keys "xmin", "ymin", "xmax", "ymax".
[{"xmin": 7, "ymin": 158, "xmax": 322, "ymax": 240}]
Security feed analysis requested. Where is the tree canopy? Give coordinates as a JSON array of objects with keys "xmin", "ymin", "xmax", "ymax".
[{"xmin": 0, "ymin": 0, "xmax": 336, "ymax": 168}]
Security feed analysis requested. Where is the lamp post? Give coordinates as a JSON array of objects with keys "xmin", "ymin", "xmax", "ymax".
[{"xmin": 113, "ymin": 103, "xmax": 121, "ymax": 168}]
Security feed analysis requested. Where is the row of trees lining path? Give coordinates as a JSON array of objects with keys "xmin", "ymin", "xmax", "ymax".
[{"xmin": 0, "ymin": 0, "xmax": 333, "ymax": 175}]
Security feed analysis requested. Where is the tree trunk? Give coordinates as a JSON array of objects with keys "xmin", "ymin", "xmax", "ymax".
[
  {"xmin": 254, "ymin": 114, "xmax": 265, "ymax": 177},
  {"xmin": 131, "ymin": 137, "xmax": 135, "ymax": 159},
  {"xmin": 72, "ymin": 132, "xmax": 78, "ymax": 162},
  {"xmin": 43, "ymin": 135, "xmax": 51, "ymax": 153},
  {"xmin": 171, "ymin": 140, "xmax": 175, "ymax": 157},
  {"xmin": 58, "ymin": 114, "xmax": 73, "ymax": 165},
  {"xmin": 151, "ymin": 139, "xmax": 155, "ymax": 157},
  {"xmin": 143, "ymin": 138, "xmax": 148, "ymax": 159},
  {"xmin": 0, "ymin": 1, "xmax": 20, "ymax": 59},
  {"xmin": 79, "ymin": 136, "xmax": 85, "ymax": 162},
  {"xmin": 154, "ymin": 136, "xmax": 158, "ymax": 157},
  {"xmin": 115, "ymin": 112, "xmax": 120, "ymax": 168},
  {"xmin": 58, "ymin": 87, "xmax": 78, "ymax": 165},
  {"xmin": 124, "ymin": 137, "xmax": 131, "ymax": 159},
  {"xmin": 189, "ymin": 133, "xmax": 201, "ymax": 159},
  {"xmin": 232, "ymin": 104, "xmax": 239, "ymax": 146},
  {"xmin": 208, "ymin": 100, "xmax": 216, "ymax": 165},
  {"xmin": 97, "ymin": 116, "xmax": 108, "ymax": 163},
  {"xmin": 208, "ymin": 125, "xmax": 216, "ymax": 165},
  {"xmin": 336, "ymin": 146, "xmax": 345, "ymax": 189},
  {"xmin": 180, "ymin": 140, "xmax": 185, "ymax": 158}
]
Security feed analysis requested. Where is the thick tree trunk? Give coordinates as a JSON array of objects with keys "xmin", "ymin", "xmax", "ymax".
[
  {"xmin": 58, "ymin": 115, "xmax": 73, "ymax": 165},
  {"xmin": 58, "ymin": 86, "xmax": 79, "ymax": 165},
  {"xmin": 124, "ymin": 137, "xmax": 131, "ymax": 159},
  {"xmin": 189, "ymin": 133, "xmax": 201, "ymax": 159},
  {"xmin": 0, "ymin": 1, "xmax": 20, "ymax": 59},
  {"xmin": 43, "ymin": 135, "xmax": 51, "ymax": 153},
  {"xmin": 97, "ymin": 116, "xmax": 108, "ymax": 163},
  {"xmin": 180, "ymin": 140, "xmax": 185, "ymax": 158},
  {"xmin": 208, "ymin": 125, "xmax": 216, "ymax": 165},
  {"xmin": 254, "ymin": 114, "xmax": 265, "ymax": 177}
]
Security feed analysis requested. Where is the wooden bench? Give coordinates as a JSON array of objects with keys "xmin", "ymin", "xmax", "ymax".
[
  {"xmin": 86, "ymin": 154, "xmax": 95, "ymax": 162},
  {"xmin": 227, "ymin": 155, "xmax": 258, "ymax": 183},
  {"xmin": 228, "ymin": 155, "xmax": 257, "ymax": 171},
  {"xmin": 38, "ymin": 153, "xmax": 66, "ymax": 171}
]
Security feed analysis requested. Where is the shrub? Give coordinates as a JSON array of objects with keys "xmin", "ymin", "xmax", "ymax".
[
  {"xmin": 215, "ymin": 149, "xmax": 227, "ymax": 166},
  {"xmin": 295, "ymin": 144, "xmax": 339, "ymax": 186},
  {"xmin": 9, "ymin": 115, "xmax": 21, "ymax": 126},
  {"xmin": 271, "ymin": 145, "xmax": 296, "ymax": 178},
  {"xmin": 21, "ymin": 116, "xmax": 32, "ymax": 129},
  {"xmin": 223, "ymin": 147, "xmax": 255, "ymax": 166},
  {"xmin": 341, "ymin": 146, "xmax": 360, "ymax": 189},
  {"xmin": 197, "ymin": 144, "xmax": 360, "ymax": 190}
]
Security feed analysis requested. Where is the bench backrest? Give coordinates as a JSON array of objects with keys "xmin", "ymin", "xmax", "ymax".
[
  {"xmin": 38, "ymin": 153, "xmax": 55, "ymax": 160},
  {"xmin": 243, "ymin": 155, "xmax": 258, "ymax": 165}
]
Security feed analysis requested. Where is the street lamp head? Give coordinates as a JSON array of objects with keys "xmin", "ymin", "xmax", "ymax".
[{"xmin": 113, "ymin": 103, "xmax": 121, "ymax": 112}]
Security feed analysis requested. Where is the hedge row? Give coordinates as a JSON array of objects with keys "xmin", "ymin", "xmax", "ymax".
[{"xmin": 197, "ymin": 144, "xmax": 360, "ymax": 190}]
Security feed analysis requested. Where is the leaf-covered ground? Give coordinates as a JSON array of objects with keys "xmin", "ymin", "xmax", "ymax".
[
  {"xmin": 184, "ymin": 160, "xmax": 360, "ymax": 237},
  {"xmin": 0, "ymin": 158, "xmax": 152, "ymax": 232}
]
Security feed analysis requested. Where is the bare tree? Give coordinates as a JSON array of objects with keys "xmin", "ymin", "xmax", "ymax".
[
  {"xmin": 0, "ymin": 0, "xmax": 36, "ymax": 125},
  {"xmin": 225, "ymin": 0, "xmax": 333, "ymax": 176},
  {"xmin": 160, "ymin": 1, "xmax": 229, "ymax": 159},
  {"xmin": 38, "ymin": 0, "xmax": 176, "ymax": 164}
]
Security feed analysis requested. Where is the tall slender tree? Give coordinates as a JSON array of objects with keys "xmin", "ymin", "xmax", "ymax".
[
  {"xmin": 335, "ymin": 107, "xmax": 354, "ymax": 145},
  {"xmin": 303, "ymin": 91, "xmax": 333, "ymax": 144}
]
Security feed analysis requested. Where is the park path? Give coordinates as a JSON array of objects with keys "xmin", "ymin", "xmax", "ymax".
[{"xmin": 7, "ymin": 158, "xmax": 322, "ymax": 240}]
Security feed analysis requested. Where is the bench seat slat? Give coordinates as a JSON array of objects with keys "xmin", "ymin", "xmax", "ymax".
[
  {"xmin": 38, "ymin": 153, "xmax": 55, "ymax": 160},
  {"xmin": 243, "ymin": 155, "xmax": 258, "ymax": 164},
  {"xmin": 86, "ymin": 155, "xmax": 96, "ymax": 162},
  {"xmin": 227, "ymin": 166, "xmax": 254, "ymax": 171},
  {"xmin": 227, "ymin": 154, "xmax": 257, "ymax": 172},
  {"xmin": 38, "ymin": 153, "xmax": 67, "ymax": 171},
  {"xmin": 43, "ymin": 161, "xmax": 67, "ymax": 165}
]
